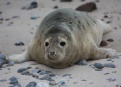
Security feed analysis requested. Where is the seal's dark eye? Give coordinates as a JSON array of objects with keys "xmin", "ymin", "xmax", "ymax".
[
  {"xmin": 45, "ymin": 42, "xmax": 49, "ymax": 47},
  {"xmin": 60, "ymin": 41, "xmax": 66, "ymax": 47}
]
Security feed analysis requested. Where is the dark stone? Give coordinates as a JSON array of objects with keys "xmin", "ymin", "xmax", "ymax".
[
  {"xmin": 107, "ymin": 78, "xmax": 116, "ymax": 82},
  {"xmin": 18, "ymin": 68, "xmax": 28, "ymax": 73},
  {"xmin": 0, "ymin": 79, "xmax": 7, "ymax": 82},
  {"xmin": 53, "ymin": 5, "xmax": 59, "ymax": 9},
  {"xmin": 94, "ymin": 63, "xmax": 104, "ymax": 69},
  {"xmin": 95, "ymin": 0, "xmax": 99, "ymax": 2},
  {"xmin": 100, "ymin": 40, "xmax": 108, "ymax": 46},
  {"xmin": 106, "ymin": 21, "xmax": 112, "ymax": 24},
  {"xmin": 0, "ymin": 53, "xmax": 6, "ymax": 60},
  {"xmin": 60, "ymin": 0, "xmax": 72, "ymax": 2},
  {"xmin": 0, "ymin": 59, "xmax": 4, "ymax": 67},
  {"xmin": 31, "ymin": 1, "xmax": 38, "ymax": 8},
  {"xmin": 6, "ymin": 61, "xmax": 15, "ymax": 66},
  {"xmin": 21, "ymin": 71, "xmax": 31, "ymax": 75},
  {"xmin": 9, "ymin": 77, "xmax": 18, "ymax": 85},
  {"xmin": 0, "ymin": 11, "xmax": 2, "ymax": 14},
  {"xmin": 49, "ymin": 73, "xmax": 56, "ymax": 77},
  {"xmin": 12, "ymin": 16, "xmax": 19, "ymax": 19},
  {"xmin": 39, "ymin": 75, "xmax": 53, "ymax": 81},
  {"xmin": 76, "ymin": 59, "xmax": 87, "ymax": 65},
  {"xmin": 31, "ymin": 15, "xmax": 38, "ymax": 20},
  {"xmin": 107, "ymin": 39, "xmax": 114, "ymax": 42},
  {"xmin": 15, "ymin": 42, "xmax": 24, "ymax": 46},
  {"xmin": 0, "ymin": 18, "xmax": 3, "ymax": 21},
  {"xmin": 104, "ymin": 63, "xmax": 115, "ymax": 68},
  {"xmin": 26, "ymin": 81, "xmax": 37, "ymax": 87},
  {"xmin": 104, "ymin": 15, "xmax": 109, "ymax": 18},
  {"xmin": 30, "ymin": 69, "xmax": 40, "ymax": 74},
  {"xmin": 58, "ymin": 81, "xmax": 65, "ymax": 86},
  {"xmin": 49, "ymin": 80, "xmax": 57, "ymax": 86},
  {"xmin": 75, "ymin": 2, "xmax": 97, "ymax": 12},
  {"xmin": 80, "ymin": 0, "xmax": 85, "ymax": 1}
]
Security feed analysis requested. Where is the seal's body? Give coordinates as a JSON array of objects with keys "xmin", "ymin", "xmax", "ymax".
[{"xmin": 7, "ymin": 9, "xmax": 120, "ymax": 68}]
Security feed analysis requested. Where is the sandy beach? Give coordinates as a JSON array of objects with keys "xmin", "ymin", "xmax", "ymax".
[{"xmin": 0, "ymin": 0, "xmax": 121, "ymax": 87}]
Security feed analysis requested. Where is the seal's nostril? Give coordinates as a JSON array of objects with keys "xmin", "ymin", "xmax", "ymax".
[{"xmin": 49, "ymin": 51, "xmax": 56, "ymax": 56}]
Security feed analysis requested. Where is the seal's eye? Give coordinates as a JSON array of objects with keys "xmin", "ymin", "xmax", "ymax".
[
  {"xmin": 60, "ymin": 41, "xmax": 66, "ymax": 47},
  {"xmin": 45, "ymin": 42, "xmax": 49, "ymax": 47}
]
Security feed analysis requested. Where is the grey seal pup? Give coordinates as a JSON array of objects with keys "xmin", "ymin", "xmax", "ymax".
[{"xmin": 7, "ymin": 9, "xmax": 121, "ymax": 68}]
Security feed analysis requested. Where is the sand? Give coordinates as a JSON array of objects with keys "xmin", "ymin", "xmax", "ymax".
[{"xmin": 0, "ymin": 0, "xmax": 121, "ymax": 87}]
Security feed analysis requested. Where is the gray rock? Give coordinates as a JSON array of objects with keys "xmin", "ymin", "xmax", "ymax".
[
  {"xmin": 49, "ymin": 80, "xmax": 57, "ymax": 86},
  {"xmin": 39, "ymin": 75, "xmax": 53, "ymax": 81},
  {"xmin": 18, "ymin": 68, "xmax": 28, "ymax": 73},
  {"xmin": 104, "ymin": 63, "xmax": 115, "ymax": 68},
  {"xmin": 15, "ymin": 42, "xmax": 24, "ymax": 46},
  {"xmin": 0, "ymin": 79, "xmax": 7, "ymax": 82},
  {"xmin": 94, "ymin": 63, "xmax": 104, "ymax": 69},
  {"xmin": 39, "ymin": 70, "xmax": 51, "ymax": 75},
  {"xmin": 9, "ymin": 77, "xmax": 18, "ymax": 85},
  {"xmin": 26, "ymin": 81, "xmax": 37, "ymax": 87},
  {"xmin": 76, "ymin": 59, "xmax": 87, "ymax": 65},
  {"xmin": 107, "ymin": 78, "xmax": 116, "ymax": 82},
  {"xmin": 30, "ymin": 69, "xmax": 40, "ymax": 74},
  {"xmin": 6, "ymin": 61, "xmax": 15, "ymax": 66},
  {"xmin": 0, "ymin": 53, "xmax": 6, "ymax": 60},
  {"xmin": 58, "ymin": 81, "xmax": 65, "ymax": 86},
  {"xmin": 31, "ymin": 15, "xmax": 39, "ymax": 20},
  {"xmin": 49, "ymin": 73, "xmax": 56, "ymax": 77},
  {"xmin": 37, "ymin": 82, "xmax": 49, "ymax": 87},
  {"xmin": 0, "ymin": 59, "xmax": 4, "ymax": 67}
]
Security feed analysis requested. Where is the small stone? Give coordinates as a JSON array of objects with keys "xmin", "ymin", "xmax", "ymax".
[
  {"xmin": 0, "ymin": 79, "xmax": 7, "ymax": 82},
  {"xmin": 49, "ymin": 73, "xmax": 56, "ymax": 77},
  {"xmin": 6, "ymin": 61, "xmax": 15, "ymax": 66},
  {"xmin": 104, "ymin": 63, "xmax": 115, "ymax": 68},
  {"xmin": 39, "ymin": 75, "xmax": 53, "ymax": 81},
  {"xmin": 107, "ymin": 59, "xmax": 112, "ymax": 61},
  {"xmin": 104, "ymin": 73, "xmax": 110, "ymax": 75},
  {"xmin": 106, "ymin": 21, "xmax": 112, "ymax": 24},
  {"xmin": 12, "ymin": 16, "xmax": 19, "ymax": 19},
  {"xmin": 0, "ymin": 11, "xmax": 2, "ymax": 14},
  {"xmin": 26, "ymin": 81, "xmax": 37, "ymax": 87},
  {"xmin": 76, "ymin": 2, "xmax": 97, "ymax": 12},
  {"xmin": 76, "ymin": 59, "xmax": 87, "ymax": 65},
  {"xmin": 18, "ymin": 68, "xmax": 28, "ymax": 73},
  {"xmin": 0, "ymin": 18, "xmax": 3, "ymax": 21},
  {"xmin": 7, "ymin": 22, "xmax": 14, "ymax": 26},
  {"xmin": 107, "ymin": 39, "xmax": 114, "ymax": 42},
  {"xmin": 0, "ymin": 59, "xmax": 4, "ymax": 67},
  {"xmin": 53, "ymin": 5, "xmax": 59, "ymax": 9},
  {"xmin": 60, "ymin": 0, "xmax": 72, "ymax": 2},
  {"xmin": 15, "ymin": 42, "xmax": 24, "ymax": 46},
  {"xmin": 58, "ymin": 81, "xmax": 65, "ymax": 86},
  {"xmin": 9, "ymin": 77, "xmax": 18, "ymax": 85},
  {"xmin": 95, "ymin": 0, "xmax": 99, "ymax": 2},
  {"xmin": 107, "ymin": 78, "xmax": 116, "ymax": 82},
  {"xmin": 94, "ymin": 63, "xmax": 104, "ymax": 69},
  {"xmin": 31, "ymin": 1, "xmax": 38, "ymax": 8},
  {"xmin": 37, "ymin": 82, "xmax": 49, "ymax": 87},
  {"xmin": 81, "ymin": 0, "xmax": 85, "ymax": 1},
  {"xmin": 0, "ymin": 53, "xmax": 6, "ymax": 60},
  {"xmin": 21, "ymin": 71, "xmax": 31, "ymax": 75},
  {"xmin": 95, "ymin": 68, "xmax": 102, "ymax": 71},
  {"xmin": 30, "ymin": 69, "xmax": 40, "ymax": 74},
  {"xmin": 100, "ymin": 40, "xmax": 108, "ymax": 46},
  {"xmin": 81, "ymin": 79, "xmax": 87, "ymax": 81},
  {"xmin": 49, "ymin": 80, "xmax": 57, "ymax": 86},
  {"xmin": 6, "ymin": 2, "xmax": 10, "ymax": 5},
  {"xmin": 31, "ymin": 15, "xmax": 39, "ymax": 20},
  {"xmin": 104, "ymin": 15, "xmax": 109, "ymax": 18}
]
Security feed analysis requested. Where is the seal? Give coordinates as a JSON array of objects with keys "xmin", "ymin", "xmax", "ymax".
[{"xmin": 7, "ymin": 9, "xmax": 121, "ymax": 68}]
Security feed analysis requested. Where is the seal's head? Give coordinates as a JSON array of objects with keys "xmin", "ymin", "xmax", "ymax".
[{"xmin": 43, "ymin": 24, "xmax": 74, "ymax": 63}]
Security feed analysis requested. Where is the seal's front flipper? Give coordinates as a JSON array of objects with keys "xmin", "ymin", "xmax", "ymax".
[
  {"xmin": 7, "ymin": 51, "xmax": 31, "ymax": 63},
  {"xmin": 90, "ymin": 47, "xmax": 121, "ymax": 60}
]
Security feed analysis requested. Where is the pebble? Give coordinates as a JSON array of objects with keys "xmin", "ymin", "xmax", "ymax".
[
  {"xmin": 107, "ymin": 78, "xmax": 116, "ymax": 82},
  {"xmin": 7, "ymin": 22, "xmax": 14, "ymax": 26},
  {"xmin": 6, "ymin": 61, "xmax": 15, "ymax": 66},
  {"xmin": 0, "ymin": 53, "xmax": 6, "ymax": 60},
  {"xmin": 30, "ymin": 69, "xmax": 40, "ymax": 74},
  {"xmin": 39, "ymin": 71, "xmax": 52, "ymax": 75},
  {"xmin": 104, "ymin": 63, "xmax": 115, "ymax": 68},
  {"xmin": 0, "ymin": 79, "xmax": 7, "ymax": 82},
  {"xmin": 49, "ymin": 73, "xmax": 56, "ymax": 77},
  {"xmin": 9, "ymin": 77, "xmax": 18, "ymax": 85},
  {"xmin": 107, "ymin": 39, "xmax": 114, "ymax": 42},
  {"xmin": 31, "ymin": 15, "xmax": 39, "ymax": 20},
  {"xmin": 60, "ymin": 0, "xmax": 72, "ymax": 2},
  {"xmin": 18, "ymin": 68, "xmax": 28, "ymax": 73},
  {"xmin": 12, "ymin": 16, "xmax": 19, "ymax": 19},
  {"xmin": 31, "ymin": 1, "xmax": 38, "ymax": 8},
  {"xmin": 75, "ymin": 2, "xmax": 97, "ymax": 12},
  {"xmin": 21, "ymin": 71, "xmax": 31, "ymax": 75},
  {"xmin": 58, "ymin": 81, "xmax": 65, "ymax": 86},
  {"xmin": 53, "ymin": 5, "xmax": 59, "ymax": 9},
  {"xmin": 76, "ymin": 59, "xmax": 87, "ymax": 65},
  {"xmin": 15, "ymin": 42, "xmax": 24, "ymax": 46},
  {"xmin": 49, "ymin": 80, "xmax": 57, "ymax": 86},
  {"xmin": 0, "ymin": 59, "xmax": 4, "ymax": 67},
  {"xmin": 94, "ymin": 63, "xmax": 104, "ymax": 69},
  {"xmin": 26, "ymin": 81, "xmax": 37, "ymax": 87},
  {"xmin": 39, "ymin": 75, "xmax": 53, "ymax": 81},
  {"xmin": 36, "ymin": 82, "xmax": 49, "ymax": 87}
]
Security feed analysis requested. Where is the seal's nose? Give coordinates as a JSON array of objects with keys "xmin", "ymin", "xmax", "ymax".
[{"xmin": 49, "ymin": 51, "xmax": 56, "ymax": 57}]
